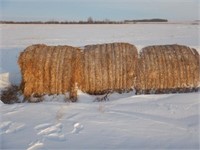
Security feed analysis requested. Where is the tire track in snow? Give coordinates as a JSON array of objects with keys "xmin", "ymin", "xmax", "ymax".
[{"xmin": 108, "ymin": 109, "xmax": 192, "ymax": 131}]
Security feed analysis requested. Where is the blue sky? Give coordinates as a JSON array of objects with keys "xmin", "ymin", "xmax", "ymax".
[{"xmin": 0, "ymin": 0, "xmax": 199, "ymax": 21}]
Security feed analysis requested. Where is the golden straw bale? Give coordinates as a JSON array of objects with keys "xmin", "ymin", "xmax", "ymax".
[
  {"xmin": 18, "ymin": 44, "xmax": 82, "ymax": 101},
  {"xmin": 136, "ymin": 44, "xmax": 200, "ymax": 94},
  {"xmin": 81, "ymin": 42, "xmax": 138, "ymax": 94}
]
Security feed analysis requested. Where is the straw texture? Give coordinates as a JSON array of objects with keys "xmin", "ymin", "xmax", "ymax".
[
  {"xmin": 136, "ymin": 44, "xmax": 200, "ymax": 94},
  {"xmin": 18, "ymin": 44, "xmax": 82, "ymax": 101},
  {"xmin": 81, "ymin": 43, "xmax": 138, "ymax": 94}
]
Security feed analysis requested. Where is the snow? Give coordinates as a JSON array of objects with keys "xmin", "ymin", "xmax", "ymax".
[
  {"xmin": 1, "ymin": 24, "xmax": 199, "ymax": 49},
  {"xmin": 0, "ymin": 24, "xmax": 200, "ymax": 149},
  {"xmin": 1, "ymin": 92, "xmax": 199, "ymax": 149},
  {"xmin": 0, "ymin": 72, "xmax": 10, "ymax": 89}
]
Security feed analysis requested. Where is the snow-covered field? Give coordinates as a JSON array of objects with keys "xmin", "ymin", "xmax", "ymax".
[{"xmin": 0, "ymin": 24, "xmax": 200, "ymax": 149}]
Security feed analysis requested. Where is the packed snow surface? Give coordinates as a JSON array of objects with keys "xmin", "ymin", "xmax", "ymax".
[
  {"xmin": 1, "ymin": 92, "xmax": 200, "ymax": 149},
  {"xmin": 0, "ymin": 24, "xmax": 200, "ymax": 149},
  {"xmin": 0, "ymin": 92, "xmax": 199, "ymax": 149}
]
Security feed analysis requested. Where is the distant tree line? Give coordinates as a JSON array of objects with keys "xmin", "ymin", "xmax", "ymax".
[
  {"xmin": 0, "ymin": 18, "xmax": 168, "ymax": 24},
  {"xmin": 124, "ymin": 19, "xmax": 168, "ymax": 23},
  {"xmin": 0, "ymin": 20, "xmax": 124, "ymax": 24}
]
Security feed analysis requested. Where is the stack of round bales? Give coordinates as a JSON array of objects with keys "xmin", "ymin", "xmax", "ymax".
[
  {"xmin": 18, "ymin": 44, "xmax": 82, "ymax": 101},
  {"xmin": 136, "ymin": 44, "xmax": 200, "ymax": 94},
  {"xmin": 81, "ymin": 42, "xmax": 138, "ymax": 94}
]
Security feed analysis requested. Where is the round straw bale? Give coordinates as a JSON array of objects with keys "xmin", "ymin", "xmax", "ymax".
[
  {"xmin": 18, "ymin": 44, "xmax": 82, "ymax": 101},
  {"xmin": 136, "ymin": 44, "xmax": 200, "ymax": 94},
  {"xmin": 81, "ymin": 42, "xmax": 138, "ymax": 95}
]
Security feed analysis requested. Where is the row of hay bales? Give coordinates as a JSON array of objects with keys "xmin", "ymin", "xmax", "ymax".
[{"xmin": 18, "ymin": 43, "xmax": 200, "ymax": 102}]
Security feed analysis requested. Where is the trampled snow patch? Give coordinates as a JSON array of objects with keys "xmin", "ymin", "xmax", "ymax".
[
  {"xmin": 71, "ymin": 122, "xmax": 84, "ymax": 134},
  {"xmin": 27, "ymin": 141, "xmax": 44, "ymax": 150},
  {"xmin": 0, "ymin": 121, "xmax": 25, "ymax": 134}
]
